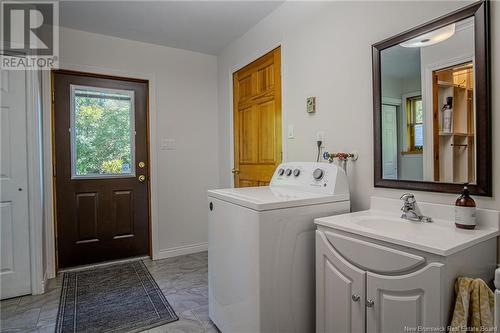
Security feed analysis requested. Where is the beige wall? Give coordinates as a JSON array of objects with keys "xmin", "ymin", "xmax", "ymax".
[
  {"xmin": 217, "ymin": 2, "xmax": 499, "ymax": 255},
  {"xmin": 58, "ymin": 27, "xmax": 219, "ymax": 256}
]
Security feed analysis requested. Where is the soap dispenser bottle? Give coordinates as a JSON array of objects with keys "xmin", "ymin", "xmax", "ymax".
[{"xmin": 455, "ymin": 184, "xmax": 476, "ymax": 229}]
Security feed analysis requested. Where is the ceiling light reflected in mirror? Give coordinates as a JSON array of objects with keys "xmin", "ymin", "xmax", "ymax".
[{"xmin": 400, "ymin": 24, "xmax": 455, "ymax": 48}]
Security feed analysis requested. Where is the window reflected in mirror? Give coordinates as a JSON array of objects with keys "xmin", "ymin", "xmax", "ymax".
[{"xmin": 406, "ymin": 95, "xmax": 423, "ymax": 153}]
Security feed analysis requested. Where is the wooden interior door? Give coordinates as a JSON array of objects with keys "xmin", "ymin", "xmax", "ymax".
[
  {"xmin": 233, "ymin": 47, "xmax": 282, "ymax": 187},
  {"xmin": 53, "ymin": 70, "xmax": 150, "ymax": 268}
]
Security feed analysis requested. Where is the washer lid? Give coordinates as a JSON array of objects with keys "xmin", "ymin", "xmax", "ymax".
[{"xmin": 207, "ymin": 186, "xmax": 349, "ymax": 211}]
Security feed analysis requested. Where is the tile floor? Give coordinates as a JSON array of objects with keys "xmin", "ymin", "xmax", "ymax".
[{"xmin": 0, "ymin": 252, "xmax": 219, "ymax": 333}]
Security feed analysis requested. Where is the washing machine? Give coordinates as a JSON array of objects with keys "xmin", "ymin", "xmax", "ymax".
[{"xmin": 207, "ymin": 162, "xmax": 350, "ymax": 333}]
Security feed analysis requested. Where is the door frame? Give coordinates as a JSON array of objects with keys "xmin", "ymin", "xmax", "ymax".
[
  {"xmin": 42, "ymin": 63, "xmax": 160, "ymax": 278},
  {"xmin": 228, "ymin": 42, "xmax": 285, "ymax": 188},
  {"xmin": 26, "ymin": 69, "xmax": 45, "ymax": 295}
]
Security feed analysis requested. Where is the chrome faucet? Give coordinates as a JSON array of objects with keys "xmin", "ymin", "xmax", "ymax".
[{"xmin": 400, "ymin": 193, "xmax": 433, "ymax": 223}]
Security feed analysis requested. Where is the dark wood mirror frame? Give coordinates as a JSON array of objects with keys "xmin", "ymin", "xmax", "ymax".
[{"xmin": 372, "ymin": 1, "xmax": 491, "ymax": 196}]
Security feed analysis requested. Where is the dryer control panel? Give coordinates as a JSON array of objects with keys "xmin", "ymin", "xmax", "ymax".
[{"xmin": 270, "ymin": 162, "xmax": 349, "ymax": 196}]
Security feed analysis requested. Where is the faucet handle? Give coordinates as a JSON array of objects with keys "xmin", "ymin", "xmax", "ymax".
[{"xmin": 400, "ymin": 193, "xmax": 416, "ymax": 203}]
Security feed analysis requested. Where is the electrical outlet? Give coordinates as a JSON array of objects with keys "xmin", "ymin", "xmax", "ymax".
[{"xmin": 316, "ymin": 131, "xmax": 325, "ymax": 143}]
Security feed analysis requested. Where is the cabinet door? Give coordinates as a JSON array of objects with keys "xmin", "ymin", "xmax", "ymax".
[
  {"xmin": 316, "ymin": 231, "xmax": 366, "ymax": 333},
  {"xmin": 366, "ymin": 263, "xmax": 443, "ymax": 333}
]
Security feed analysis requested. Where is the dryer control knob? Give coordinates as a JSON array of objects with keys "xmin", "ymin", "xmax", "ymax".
[
  {"xmin": 313, "ymin": 168, "xmax": 324, "ymax": 180},
  {"xmin": 278, "ymin": 168, "xmax": 285, "ymax": 176},
  {"xmin": 285, "ymin": 169, "xmax": 293, "ymax": 176},
  {"xmin": 293, "ymin": 169, "xmax": 300, "ymax": 177}
]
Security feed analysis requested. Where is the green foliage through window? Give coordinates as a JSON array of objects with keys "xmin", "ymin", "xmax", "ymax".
[{"xmin": 73, "ymin": 87, "xmax": 133, "ymax": 176}]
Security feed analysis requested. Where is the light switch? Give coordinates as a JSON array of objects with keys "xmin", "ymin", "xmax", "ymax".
[
  {"xmin": 287, "ymin": 125, "xmax": 295, "ymax": 139},
  {"xmin": 160, "ymin": 139, "xmax": 176, "ymax": 150}
]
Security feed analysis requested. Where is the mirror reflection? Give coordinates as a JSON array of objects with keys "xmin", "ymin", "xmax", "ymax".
[{"xmin": 380, "ymin": 17, "xmax": 475, "ymax": 184}]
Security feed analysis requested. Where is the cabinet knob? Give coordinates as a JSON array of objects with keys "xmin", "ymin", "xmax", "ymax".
[
  {"xmin": 351, "ymin": 294, "xmax": 360, "ymax": 302},
  {"xmin": 366, "ymin": 299, "xmax": 375, "ymax": 308}
]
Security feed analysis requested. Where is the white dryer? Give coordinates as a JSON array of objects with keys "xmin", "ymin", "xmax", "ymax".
[{"xmin": 207, "ymin": 162, "xmax": 350, "ymax": 333}]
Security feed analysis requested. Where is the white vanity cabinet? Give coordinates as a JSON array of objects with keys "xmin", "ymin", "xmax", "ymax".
[
  {"xmin": 365, "ymin": 263, "xmax": 442, "ymax": 333},
  {"xmin": 316, "ymin": 228, "xmax": 497, "ymax": 333},
  {"xmin": 316, "ymin": 231, "xmax": 366, "ymax": 333}
]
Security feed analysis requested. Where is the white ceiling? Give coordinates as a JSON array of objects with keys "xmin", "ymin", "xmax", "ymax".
[{"xmin": 60, "ymin": 1, "xmax": 284, "ymax": 55}]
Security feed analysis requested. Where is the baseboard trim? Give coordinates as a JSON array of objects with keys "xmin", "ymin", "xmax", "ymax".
[
  {"xmin": 38, "ymin": 270, "xmax": 48, "ymax": 295},
  {"xmin": 156, "ymin": 242, "xmax": 208, "ymax": 260}
]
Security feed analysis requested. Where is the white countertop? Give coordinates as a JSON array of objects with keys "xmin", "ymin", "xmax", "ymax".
[
  {"xmin": 315, "ymin": 197, "xmax": 500, "ymax": 256},
  {"xmin": 207, "ymin": 187, "xmax": 348, "ymax": 211}
]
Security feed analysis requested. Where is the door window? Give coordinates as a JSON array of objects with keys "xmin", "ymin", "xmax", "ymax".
[{"xmin": 70, "ymin": 85, "xmax": 135, "ymax": 179}]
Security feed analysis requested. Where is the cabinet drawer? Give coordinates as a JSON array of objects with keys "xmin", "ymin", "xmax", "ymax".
[{"xmin": 324, "ymin": 231, "xmax": 425, "ymax": 274}]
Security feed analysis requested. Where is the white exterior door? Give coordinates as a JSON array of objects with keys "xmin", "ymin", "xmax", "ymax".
[
  {"xmin": 366, "ymin": 263, "xmax": 443, "ymax": 333},
  {"xmin": 381, "ymin": 104, "xmax": 398, "ymax": 179},
  {"xmin": 316, "ymin": 231, "xmax": 366, "ymax": 333},
  {"xmin": 0, "ymin": 69, "xmax": 31, "ymax": 299}
]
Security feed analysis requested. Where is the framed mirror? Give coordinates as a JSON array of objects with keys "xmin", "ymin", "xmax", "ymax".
[{"xmin": 372, "ymin": 1, "xmax": 491, "ymax": 196}]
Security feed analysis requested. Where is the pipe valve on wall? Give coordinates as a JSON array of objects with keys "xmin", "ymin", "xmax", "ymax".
[
  {"xmin": 323, "ymin": 151, "xmax": 358, "ymax": 174},
  {"xmin": 323, "ymin": 151, "xmax": 358, "ymax": 163}
]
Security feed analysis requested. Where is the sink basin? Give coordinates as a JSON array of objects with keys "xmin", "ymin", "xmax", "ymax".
[
  {"xmin": 315, "ymin": 196, "xmax": 500, "ymax": 256},
  {"xmin": 353, "ymin": 215, "xmax": 421, "ymax": 231}
]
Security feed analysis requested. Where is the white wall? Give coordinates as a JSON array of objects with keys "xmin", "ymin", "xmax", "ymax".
[
  {"xmin": 400, "ymin": 155, "xmax": 424, "ymax": 181},
  {"xmin": 52, "ymin": 1, "xmax": 500, "ymax": 265},
  {"xmin": 58, "ymin": 27, "xmax": 219, "ymax": 257},
  {"xmin": 217, "ymin": 1, "xmax": 499, "ymax": 217}
]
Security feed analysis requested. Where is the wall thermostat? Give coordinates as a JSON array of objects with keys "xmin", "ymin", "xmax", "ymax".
[{"xmin": 306, "ymin": 97, "xmax": 316, "ymax": 113}]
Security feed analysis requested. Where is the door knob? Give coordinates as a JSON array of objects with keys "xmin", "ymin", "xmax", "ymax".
[
  {"xmin": 138, "ymin": 161, "xmax": 146, "ymax": 168},
  {"xmin": 138, "ymin": 175, "xmax": 146, "ymax": 182},
  {"xmin": 351, "ymin": 294, "xmax": 360, "ymax": 302},
  {"xmin": 231, "ymin": 168, "xmax": 240, "ymax": 174},
  {"xmin": 366, "ymin": 299, "xmax": 375, "ymax": 308}
]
